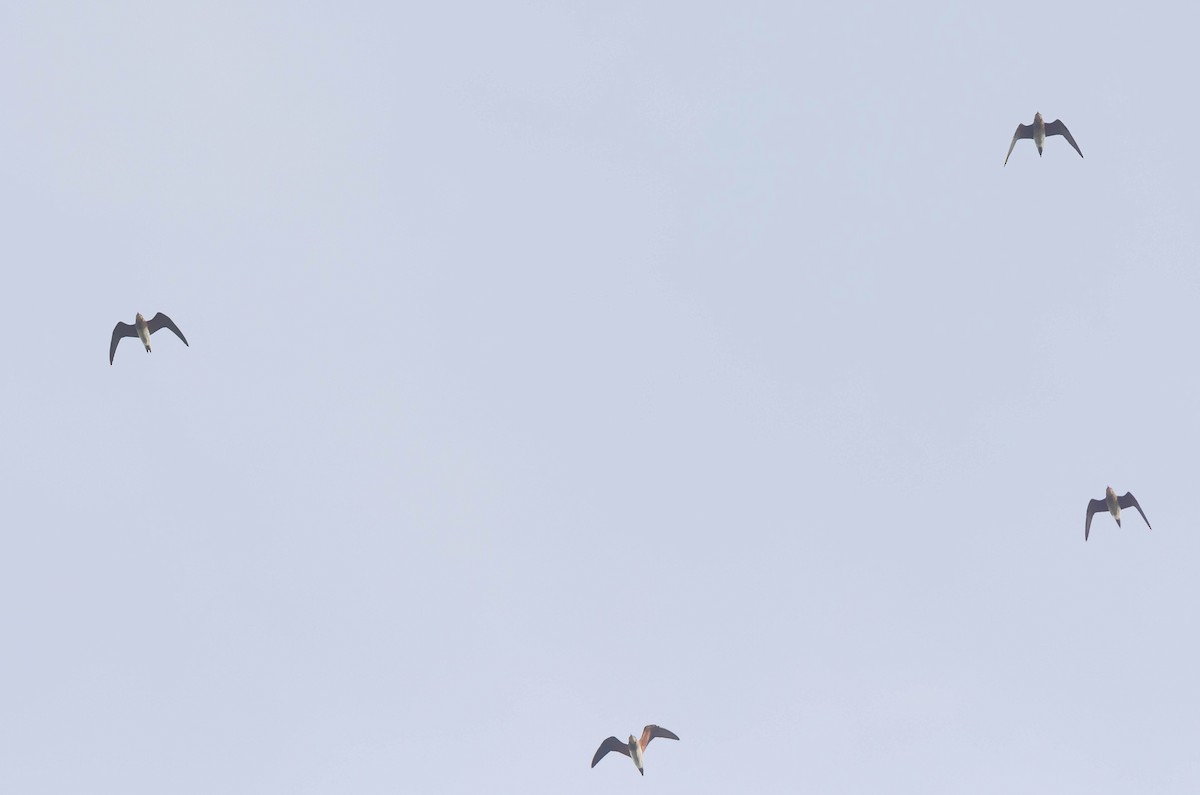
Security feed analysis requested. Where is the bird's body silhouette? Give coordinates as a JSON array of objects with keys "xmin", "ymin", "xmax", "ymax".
[
  {"xmin": 1004, "ymin": 112, "xmax": 1083, "ymax": 165},
  {"xmin": 1086, "ymin": 486, "xmax": 1151, "ymax": 541},
  {"xmin": 591, "ymin": 725, "xmax": 679, "ymax": 775},
  {"xmin": 110, "ymin": 312, "xmax": 188, "ymax": 364}
]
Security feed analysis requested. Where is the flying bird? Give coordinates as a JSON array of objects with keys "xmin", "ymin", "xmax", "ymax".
[
  {"xmin": 1004, "ymin": 112, "xmax": 1084, "ymax": 165},
  {"xmin": 1085, "ymin": 486, "xmax": 1151, "ymax": 541},
  {"xmin": 591, "ymin": 724, "xmax": 679, "ymax": 776},
  {"xmin": 109, "ymin": 312, "xmax": 189, "ymax": 365}
]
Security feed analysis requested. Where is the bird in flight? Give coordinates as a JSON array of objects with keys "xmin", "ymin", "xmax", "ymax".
[
  {"xmin": 591, "ymin": 724, "xmax": 679, "ymax": 776},
  {"xmin": 110, "ymin": 312, "xmax": 189, "ymax": 365},
  {"xmin": 1004, "ymin": 112, "xmax": 1084, "ymax": 165},
  {"xmin": 1085, "ymin": 486, "xmax": 1151, "ymax": 541}
]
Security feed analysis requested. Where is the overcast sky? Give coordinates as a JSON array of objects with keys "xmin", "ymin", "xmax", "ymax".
[{"xmin": 3, "ymin": 2, "xmax": 1199, "ymax": 793}]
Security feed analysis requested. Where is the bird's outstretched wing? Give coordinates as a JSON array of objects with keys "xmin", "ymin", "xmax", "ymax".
[
  {"xmin": 1117, "ymin": 492, "xmax": 1151, "ymax": 529},
  {"xmin": 146, "ymin": 312, "xmax": 189, "ymax": 346},
  {"xmin": 1004, "ymin": 123, "xmax": 1035, "ymax": 166},
  {"xmin": 1085, "ymin": 498, "xmax": 1108, "ymax": 541},
  {"xmin": 639, "ymin": 725, "xmax": 680, "ymax": 750},
  {"xmin": 591, "ymin": 736, "xmax": 630, "ymax": 767},
  {"xmin": 109, "ymin": 321, "xmax": 138, "ymax": 365},
  {"xmin": 1044, "ymin": 119, "xmax": 1083, "ymax": 159}
]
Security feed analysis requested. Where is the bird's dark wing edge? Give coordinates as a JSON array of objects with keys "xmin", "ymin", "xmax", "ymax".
[
  {"xmin": 1118, "ymin": 493, "xmax": 1151, "ymax": 529},
  {"xmin": 1085, "ymin": 498, "xmax": 1107, "ymax": 541},
  {"xmin": 642, "ymin": 725, "xmax": 680, "ymax": 748},
  {"xmin": 1004, "ymin": 123, "xmax": 1033, "ymax": 165},
  {"xmin": 1045, "ymin": 120, "xmax": 1084, "ymax": 158},
  {"xmin": 591, "ymin": 737, "xmax": 630, "ymax": 767},
  {"xmin": 146, "ymin": 312, "xmax": 189, "ymax": 346},
  {"xmin": 109, "ymin": 322, "xmax": 136, "ymax": 365}
]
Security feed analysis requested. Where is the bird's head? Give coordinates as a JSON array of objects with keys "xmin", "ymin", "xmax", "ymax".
[
  {"xmin": 135, "ymin": 312, "xmax": 145, "ymax": 322},
  {"xmin": 1034, "ymin": 112, "xmax": 1043, "ymax": 122},
  {"xmin": 1106, "ymin": 485, "xmax": 1116, "ymax": 498}
]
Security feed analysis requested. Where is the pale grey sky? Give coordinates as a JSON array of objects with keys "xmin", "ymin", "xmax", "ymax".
[{"xmin": 3, "ymin": 2, "xmax": 1200, "ymax": 792}]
